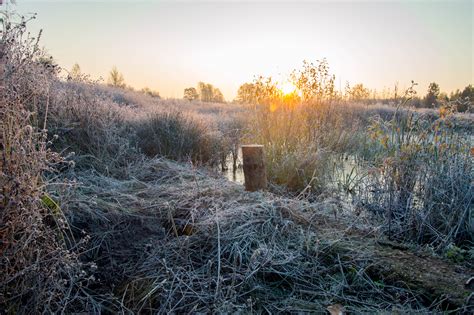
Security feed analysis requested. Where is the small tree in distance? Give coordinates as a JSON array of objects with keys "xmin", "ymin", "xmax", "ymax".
[
  {"xmin": 184, "ymin": 87, "xmax": 199, "ymax": 101},
  {"xmin": 212, "ymin": 87, "xmax": 224, "ymax": 103},
  {"xmin": 235, "ymin": 82, "xmax": 257, "ymax": 104},
  {"xmin": 184, "ymin": 82, "xmax": 225, "ymax": 102},
  {"xmin": 197, "ymin": 82, "xmax": 213, "ymax": 102},
  {"xmin": 141, "ymin": 87, "xmax": 160, "ymax": 98},
  {"xmin": 69, "ymin": 63, "xmax": 82, "ymax": 81},
  {"xmin": 347, "ymin": 83, "xmax": 370, "ymax": 101},
  {"xmin": 107, "ymin": 66, "xmax": 126, "ymax": 88},
  {"xmin": 424, "ymin": 82, "xmax": 440, "ymax": 108}
]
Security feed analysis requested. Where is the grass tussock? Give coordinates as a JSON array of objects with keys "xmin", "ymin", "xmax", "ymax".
[{"xmin": 133, "ymin": 111, "xmax": 222, "ymax": 165}]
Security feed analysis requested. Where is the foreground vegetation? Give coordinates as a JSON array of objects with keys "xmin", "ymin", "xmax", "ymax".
[{"xmin": 1, "ymin": 14, "xmax": 473, "ymax": 313}]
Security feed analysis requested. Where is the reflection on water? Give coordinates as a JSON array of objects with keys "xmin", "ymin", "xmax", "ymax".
[
  {"xmin": 224, "ymin": 167, "xmax": 245, "ymax": 184},
  {"xmin": 222, "ymin": 148, "xmax": 245, "ymax": 184}
]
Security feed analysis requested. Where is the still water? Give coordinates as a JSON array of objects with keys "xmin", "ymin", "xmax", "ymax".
[{"xmin": 222, "ymin": 149, "xmax": 245, "ymax": 184}]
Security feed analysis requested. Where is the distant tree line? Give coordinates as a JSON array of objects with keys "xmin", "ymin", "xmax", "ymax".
[
  {"xmin": 73, "ymin": 63, "xmax": 472, "ymax": 112},
  {"xmin": 140, "ymin": 87, "xmax": 161, "ymax": 98},
  {"xmin": 183, "ymin": 82, "xmax": 225, "ymax": 102},
  {"xmin": 234, "ymin": 62, "xmax": 472, "ymax": 113},
  {"xmin": 401, "ymin": 82, "xmax": 472, "ymax": 112}
]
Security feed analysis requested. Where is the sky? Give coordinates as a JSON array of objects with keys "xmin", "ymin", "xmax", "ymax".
[{"xmin": 6, "ymin": 0, "xmax": 473, "ymax": 100}]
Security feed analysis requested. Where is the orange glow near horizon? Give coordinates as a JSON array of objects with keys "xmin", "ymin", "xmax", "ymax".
[{"xmin": 11, "ymin": 1, "xmax": 473, "ymax": 101}]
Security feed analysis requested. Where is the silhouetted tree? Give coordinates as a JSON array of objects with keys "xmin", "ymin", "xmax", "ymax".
[
  {"xmin": 184, "ymin": 87, "xmax": 199, "ymax": 101},
  {"xmin": 291, "ymin": 59, "xmax": 335, "ymax": 102},
  {"xmin": 450, "ymin": 84, "xmax": 473, "ymax": 112},
  {"xmin": 107, "ymin": 66, "xmax": 126, "ymax": 88},
  {"xmin": 424, "ymin": 82, "xmax": 440, "ymax": 108},
  {"xmin": 212, "ymin": 87, "xmax": 225, "ymax": 102},
  {"xmin": 460, "ymin": 84, "xmax": 473, "ymax": 100},
  {"xmin": 195, "ymin": 82, "xmax": 225, "ymax": 102},
  {"xmin": 197, "ymin": 82, "xmax": 213, "ymax": 102},
  {"xmin": 235, "ymin": 83, "xmax": 258, "ymax": 104}
]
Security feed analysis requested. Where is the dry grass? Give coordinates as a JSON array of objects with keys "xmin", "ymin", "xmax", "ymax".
[
  {"xmin": 61, "ymin": 158, "xmax": 452, "ymax": 314},
  {"xmin": 357, "ymin": 101, "xmax": 473, "ymax": 251},
  {"xmin": 244, "ymin": 90, "xmax": 472, "ymax": 253},
  {"xmin": 2, "ymin": 11, "xmax": 472, "ymax": 314},
  {"xmin": 39, "ymin": 80, "xmax": 246, "ymax": 177},
  {"xmin": 0, "ymin": 17, "xmax": 96, "ymax": 313}
]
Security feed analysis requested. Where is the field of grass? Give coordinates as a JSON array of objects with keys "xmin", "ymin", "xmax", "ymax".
[{"xmin": 1, "ymin": 14, "xmax": 473, "ymax": 314}]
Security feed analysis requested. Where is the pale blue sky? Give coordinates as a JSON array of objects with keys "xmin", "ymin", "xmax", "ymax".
[{"xmin": 7, "ymin": 0, "xmax": 473, "ymax": 99}]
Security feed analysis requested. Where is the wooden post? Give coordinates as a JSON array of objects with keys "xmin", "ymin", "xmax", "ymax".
[{"xmin": 241, "ymin": 145, "xmax": 267, "ymax": 191}]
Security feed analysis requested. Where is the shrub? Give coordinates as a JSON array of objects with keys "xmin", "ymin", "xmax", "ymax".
[
  {"xmin": 1, "ymin": 14, "xmax": 93, "ymax": 312},
  {"xmin": 43, "ymin": 81, "xmax": 139, "ymax": 177},
  {"xmin": 134, "ymin": 111, "xmax": 222, "ymax": 165}
]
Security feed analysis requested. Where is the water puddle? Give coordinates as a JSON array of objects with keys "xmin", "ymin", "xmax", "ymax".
[
  {"xmin": 223, "ymin": 167, "xmax": 245, "ymax": 184},
  {"xmin": 222, "ymin": 148, "xmax": 245, "ymax": 184}
]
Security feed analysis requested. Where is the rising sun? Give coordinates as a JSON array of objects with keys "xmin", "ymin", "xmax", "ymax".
[{"xmin": 280, "ymin": 81, "xmax": 298, "ymax": 95}]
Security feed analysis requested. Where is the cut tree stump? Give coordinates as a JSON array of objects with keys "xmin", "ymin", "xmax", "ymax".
[{"xmin": 242, "ymin": 145, "xmax": 267, "ymax": 192}]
